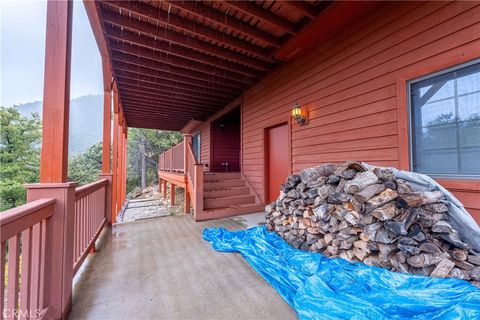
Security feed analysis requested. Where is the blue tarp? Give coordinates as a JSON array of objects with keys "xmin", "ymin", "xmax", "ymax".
[{"xmin": 203, "ymin": 226, "xmax": 480, "ymax": 320}]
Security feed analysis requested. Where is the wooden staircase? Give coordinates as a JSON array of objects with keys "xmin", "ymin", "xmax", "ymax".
[{"xmin": 200, "ymin": 172, "xmax": 264, "ymax": 220}]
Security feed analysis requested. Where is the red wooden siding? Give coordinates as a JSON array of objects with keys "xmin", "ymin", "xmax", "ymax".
[{"xmin": 240, "ymin": 1, "xmax": 480, "ymax": 223}]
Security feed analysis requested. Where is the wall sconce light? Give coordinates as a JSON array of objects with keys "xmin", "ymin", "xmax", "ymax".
[{"xmin": 291, "ymin": 103, "xmax": 308, "ymax": 125}]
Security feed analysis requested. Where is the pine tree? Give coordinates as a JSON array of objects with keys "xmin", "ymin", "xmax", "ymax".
[{"xmin": 0, "ymin": 107, "xmax": 41, "ymax": 211}]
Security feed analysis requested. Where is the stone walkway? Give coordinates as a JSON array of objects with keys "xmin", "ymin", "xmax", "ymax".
[{"xmin": 120, "ymin": 198, "xmax": 173, "ymax": 222}]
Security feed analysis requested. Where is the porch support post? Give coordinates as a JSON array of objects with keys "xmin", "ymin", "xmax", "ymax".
[
  {"xmin": 170, "ymin": 183, "xmax": 175, "ymax": 205},
  {"xmin": 183, "ymin": 134, "xmax": 192, "ymax": 214},
  {"xmin": 111, "ymin": 112, "xmax": 119, "ymax": 222},
  {"xmin": 193, "ymin": 164, "xmax": 204, "ymax": 221},
  {"xmin": 122, "ymin": 126, "xmax": 128, "ymax": 203},
  {"xmin": 116, "ymin": 118, "xmax": 123, "ymax": 218},
  {"xmin": 30, "ymin": 2, "xmax": 75, "ymax": 319},
  {"xmin": 163, "ymin": 180, "xmax": 167, "ymax": 198},
  {"xmin": 39, "ymin": 0, "xmax": 73, "ymax": 184},
  {"xmin": 184, "ymin": 190, "xmax": 191, "ymax": 214},
  {"xmin": 101, "ymin": 92, "xmax": 111, "ymax": 173},
  {"xmin": 101, "ymin": 57, "xmax": 112, "ymax": 174}
]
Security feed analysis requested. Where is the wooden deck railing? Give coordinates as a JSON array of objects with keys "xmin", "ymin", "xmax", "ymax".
[
  {"xmin": 73, "ymin": 179, "xmax": 108, "ymax": 275},
  {"xmin": 1, "ymin": 177, "xmax": 111, "ymax": 319},
  {"xmin": 1, "ymin": 198, "xmax": 56, "ymax": 319},
  {"xmin": 159, "ymin": 141, "xmax": 185, "ymax": 173}
]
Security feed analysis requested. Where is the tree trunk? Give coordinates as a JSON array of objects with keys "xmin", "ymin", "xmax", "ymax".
[{"xmin": 140, "ymin": 141, "xmax": 147, "ymax": 190}]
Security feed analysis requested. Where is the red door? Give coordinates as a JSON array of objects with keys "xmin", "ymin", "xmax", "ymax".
[{"xmin": 266, "ymin": 124, "xmax": 289, "ymax": 203}]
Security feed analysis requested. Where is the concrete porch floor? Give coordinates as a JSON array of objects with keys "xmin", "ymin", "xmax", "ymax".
[{"xmin": 69, "ymin": 213, "xmax": 297, "ymax": 320}]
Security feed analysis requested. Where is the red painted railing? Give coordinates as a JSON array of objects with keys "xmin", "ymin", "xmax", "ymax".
[
  {"xmin": 73, "ymin": 179, "xmax": 108, "ymax": 275},
  {"xmin": 158, "ymin": 142, "xmax": 185, "ymax": 173},
  {"xmin": 1, "ymin": 198, "xmax": 56, "ymax": 319}
]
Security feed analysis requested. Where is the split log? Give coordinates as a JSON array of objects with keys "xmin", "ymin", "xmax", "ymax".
[
  {"xmin": 354, "ymin": 184, "xmax": 386, "ymax": 203},
  {"xmin": 397, "ymin": 191, "xmax": 444, "ymax": 207},
  {"xmin": 430, "ymin": 259, "xmax": 456, "ymax": 278},
  {"xmin": 344, "ymin": 171, "xmax": 379, "ymax": 194}
]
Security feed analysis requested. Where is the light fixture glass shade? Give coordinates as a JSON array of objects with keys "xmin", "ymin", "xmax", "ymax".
[{"xmin": 292, "ymin": 103, "xmax": 302, "ymax": 118}]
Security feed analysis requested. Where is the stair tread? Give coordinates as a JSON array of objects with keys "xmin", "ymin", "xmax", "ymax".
[
  {"xmin": 205, "ymin": 194, "xmax": 253, "ymax": 201},
  {"xmin": 202, "ymin": 204, "xmax": 264, "ymax": 213}
]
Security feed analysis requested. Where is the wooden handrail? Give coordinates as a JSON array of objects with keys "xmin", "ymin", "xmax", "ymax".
[
  {"xmin": 1, "ymin": 198, "xmax": 55, "ymax": 242},
  {"xmin": 75, "ymin": 178, "xmax": 108, "ymax": 200}
]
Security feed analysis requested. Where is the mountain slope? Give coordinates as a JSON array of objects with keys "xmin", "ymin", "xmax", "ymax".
[{"xmin": 16, "ymin": 95, "xmax": 103, "ymax": 155}]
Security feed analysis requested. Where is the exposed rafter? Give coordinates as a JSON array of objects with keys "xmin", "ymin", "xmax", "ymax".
[
  {"xmin": 163, "ymin": 0, "xmax": 282, "ymax": 47},
  {"xmin": 101, "ymin": 10, "xmax": 272, "ymax": 71},
  {"xmin": 115, "ymin": 73, "xmax": 237, "ymax": 99},
  {"xmin": 118, "ymin": 87, "xmax": 225, "ymax": 107},
  {"xmin": 116, "ymin": 81, "xmax": 232, "ymax": 102},
  {"xmin": 113, "ymin": 66, "xmax": 240, "ymax": 96},
  {"xmin": 225, "ymin": 1, "xmax": 298, "ymax": 35},
  {"xmin": 110, "ymin": 52, "xmax": 247, "ymax": 90},
  {"xmin": 282, "ymin": 1, "xmax": 321, "ymax": 20},
  {"xmin": 109, "ymin": 42, "xmax": 256, "ymax": 85},
  {"xmin": 106, "ymin": 26, "xmax": 263, "ymax": 78},
  {"xmin": 104, "ymin": 1, "xmax": 272, "ymax": 60}
]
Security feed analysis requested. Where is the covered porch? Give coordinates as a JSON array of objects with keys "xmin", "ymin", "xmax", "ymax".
[
  {"xmin": 69, "ymin": 213, "xmax": 295, "ymax": 319},
  {"xmin": 2, "ymin": 0, "xmax": 479, "ymax": 319}
]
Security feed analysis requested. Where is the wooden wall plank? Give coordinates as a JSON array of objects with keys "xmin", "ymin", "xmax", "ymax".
[{"xmin": 238, "ymin": 1, "xmax": 480, "ymax": 225}]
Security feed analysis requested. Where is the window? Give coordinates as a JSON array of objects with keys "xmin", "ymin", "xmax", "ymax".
[
  {"xmin": 192, "ymin": 133, "xmax": 201, "ymax": 162},
  {"xmin": 409, "ymin": 61, "xmax": 480, "ymax": 178}
]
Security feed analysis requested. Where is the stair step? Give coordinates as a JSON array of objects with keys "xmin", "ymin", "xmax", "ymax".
[
  {"xmin": 204, "ymin": 187, "xmax": 250, "ymax": 199},
  {"xmin": 204, "ymin": 194, "xmax": 256, "ymax": 209},
  {"xmin": 203, "ymin": 172, "xmax": 241, "ymax": 182},
  {"xmin": 203, "ymin": 180, "xmax": 245, "ymax": 189},
  {"xmin": 196, "ymin": 204, "xmax": 266, "ymax": 221}
]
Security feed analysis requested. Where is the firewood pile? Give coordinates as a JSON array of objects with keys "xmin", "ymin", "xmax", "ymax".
[{"xmin": 265, "ymin": 162, "xmax": 480, "ymax": 287}]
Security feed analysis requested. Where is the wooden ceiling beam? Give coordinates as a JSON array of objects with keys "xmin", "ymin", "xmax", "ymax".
[
  {"xmin": 121, "ymin": 103, "xmax": 212, "ymax": 120},
  {"xmin": 101, "ymin": 9, "xmax": 272, "ymax": 71},
  {"xmin": 104, "ymin": 1, "xmax": 272, "ymax": 60},
  {"xmin": 119, "ymin": 89, "xmax": 223, "ymax": 109},
  {"xmin": 120, "ymin": 93, "xmax": 219, "ymax": 111},
  {"xmin": 120, "ymin": 99, "xmax": 215, "ymax": 118},
  {"xmin": 115, "ymin": 73, "xmax": 237, "ymax": 99},
  {"xmin": 126, "ymin": 122, "xmax": 180, "ymax": 131},
  {"xmin": 163, "ymin": 0, "xmax": 281, "ymax": 47},
  {"xmin": 282, "ymin": 1, "xmax": 321, "ymax": 20},
  {"xmin": 109, "ymin": 42, "xmax": 255, "ymax": 85},
  {"xmin": 122, "ymin": 111, "xmax": 194, "ymax": 122},
  {"xmin": 122, "ymin": 109, "xmax": 196, "ymax": 121},
  {"xmin": 112, "ymin": 65, "xmax": 240, "ymax": 97},
  {"xmin": 120, "ymin": 94, "xmax": 220, "ymax": 111},
  {"xmin": 106, "ymin": 26, "xmax": 263, "ymax": 78},
  {"xmin": 116, "ymin": 80, "xmax": 230, "ymax": 103},
  {"xmin": 111, "ymin": 51, "xmax": 248, "ymax": 90},
  {"xmin": 225, "ymin": 1, "xmax": 298, "ymax": 35}
]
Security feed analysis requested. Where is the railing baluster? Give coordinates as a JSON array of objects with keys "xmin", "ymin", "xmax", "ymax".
[
  {"xmin": 1, "ymin": 241, "xmax": 6, "ymax": 318},
  {"xmin": 20, "ymin": 227, "xmax": 33, "ymax": 316},
  {"xmin": 39, "ymin": 220, "xmax": 47, "ymax": 309},
  {"xmin": 7, "ymin": 235, "xmax": 20, "ymax": 318},
  {"xmin": 29, "ymin": 223, "xmax": 41, "ymax": 313}
]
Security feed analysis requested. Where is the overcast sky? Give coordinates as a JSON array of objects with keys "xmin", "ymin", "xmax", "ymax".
[{"xmin": 1, "ymin": 0, "xmax": 102, "ymax": 107}]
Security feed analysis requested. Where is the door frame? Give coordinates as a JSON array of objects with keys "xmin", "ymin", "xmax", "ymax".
[{"xmin": 263, "ymin": 118, "xmax": 292, "ymax": 204}]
